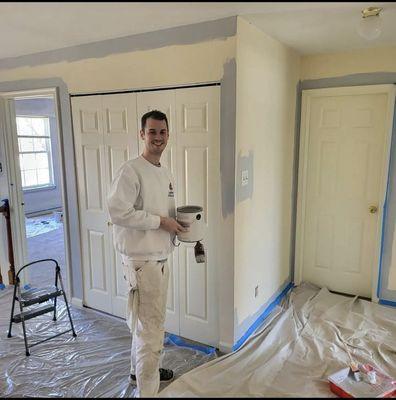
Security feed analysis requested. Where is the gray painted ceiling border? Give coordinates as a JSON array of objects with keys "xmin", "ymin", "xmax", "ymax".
[{"xmin": 0, "ymin": 16, "xmax": 237, "ymax": 71}]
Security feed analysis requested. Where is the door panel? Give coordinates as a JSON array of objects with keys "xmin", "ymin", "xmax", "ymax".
[
  {"xmin": 102, "ymin": 93, "xmax": 139, "ymax": 317},
  {"xmin": 87, "ymin": 229, "xmax": 107, "ymax": 291},
  {"xmin": 136, "ymin": 90, "xmax": 179, "ymax": 335},
  {"xmin": 83, "ymin": 145, "xmax": 103, "ymax": 210},
  {"xmin": 72, "ymin": 96, "xmax": 112, "ymax": 312},
  {"xmin": 300, "ymin": 88, "xmax": 391, "ymax": 297},
  {"xmin": 176, "ymin": 86, "xmax": 220, "ymax": 346}
]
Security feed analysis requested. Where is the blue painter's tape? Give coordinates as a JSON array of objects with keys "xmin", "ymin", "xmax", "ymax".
[
  {"xmin": 0, "ymin": 283, "xmax": 5, "ymax": 290},
  {"xmin": 232, "ymin": 281, "xmax": 295, "ymax": 352},
  {"xmin": 377, "ymin": 199, "xmax": 388, "ymax": 298},
  {"xmin": 379, "ymin": 299, "xmax": 396, "ymax": 307},
  {"xmin": 164, "ymin": 333, "xmax": 216, "ymax": 355},
  {"xmin": 377, "ymin": 100, "xmax": 396, "ymax": 299}
]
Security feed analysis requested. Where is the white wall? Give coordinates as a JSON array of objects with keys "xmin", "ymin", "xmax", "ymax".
[{"xmin": 234, "ymin": 17, "xmax": 300, "ymax": 341}]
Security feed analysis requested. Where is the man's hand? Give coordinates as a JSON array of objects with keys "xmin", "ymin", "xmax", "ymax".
[{"xmin": 160, "ymin": 217, "xmax": 189, "ymax": 235}]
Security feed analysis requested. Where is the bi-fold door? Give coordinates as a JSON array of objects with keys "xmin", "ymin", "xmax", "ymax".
[{"xmin": 71, "ymin": 85, "xmax": 220, "ymax": 346}]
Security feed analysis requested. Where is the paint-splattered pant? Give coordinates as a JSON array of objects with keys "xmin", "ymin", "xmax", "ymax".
[{"xmin": 121, "ymin": 256, "xmax": 169, "ymax": 398}]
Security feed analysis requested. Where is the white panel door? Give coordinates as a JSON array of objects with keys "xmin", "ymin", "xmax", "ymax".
[
  {"xmin": 72, "ymin": 94, "xmax": 139, "ymax": 315},
  {"xmin": 296, "ymin": 85, "xmax": 395, "ymax": 298},
  {"xmin": 176, "ymin": 86, "xmax": 220, "ymax": 346},
  {"xmin": 72, "ymin": 96, "xmax": 112, "ymax": 312},
  {"xmin": 136, "ymin": 90, "xmax": 179, "ymax": 335},
  {"xmin": 102, "ymin": 93, "xmax": 139, "ymax": 317}
]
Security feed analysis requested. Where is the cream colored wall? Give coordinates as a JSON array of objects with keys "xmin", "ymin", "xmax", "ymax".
[
  {"xmin": 0, "ymin": 38, "xmax": 236, "ymax": 93},
  {"xmin": 301, "ymin": 45, "xmax": 396, "ymax": 80},
  {"xmin": 234, "ymin": 17, "xmax": 300, "ymax": 340}
]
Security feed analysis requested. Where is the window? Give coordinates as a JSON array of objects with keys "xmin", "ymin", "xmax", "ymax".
[{"xmin": 16, "ymin": 116, "xmax": 54, "ymax": 190}]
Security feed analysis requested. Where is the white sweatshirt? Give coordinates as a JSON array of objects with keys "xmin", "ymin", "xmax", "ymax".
[{"xmin": 107, "ymin": 155, "xmax": 176, "ymax": 260}]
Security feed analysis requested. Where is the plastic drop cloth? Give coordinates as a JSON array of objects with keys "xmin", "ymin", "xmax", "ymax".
[
  {"xmin": 0, "ymin": 286, "xmax": 217, "ymax": 397},
  {"xmin": 160, "ymin": 282, "xmax": 396, "ymax": 398}
]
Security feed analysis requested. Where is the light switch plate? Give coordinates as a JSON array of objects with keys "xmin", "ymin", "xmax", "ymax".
[{"xmin": 242, "ymin": 169, "xmax": 249, "ymax": 186}]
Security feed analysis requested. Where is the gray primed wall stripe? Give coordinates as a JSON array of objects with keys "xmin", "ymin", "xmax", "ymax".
[{"xmin": 0, "ymin": 16, "xmax": 237, "ymax": 71}]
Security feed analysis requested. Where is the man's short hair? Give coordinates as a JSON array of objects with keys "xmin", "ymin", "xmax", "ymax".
[{"xmin": 141, "ymin": 110, "xmax": 169, "ymax": 131}]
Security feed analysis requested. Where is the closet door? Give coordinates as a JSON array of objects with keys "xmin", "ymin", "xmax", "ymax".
[
  {"xmin": 102, "ymin": 93, "xmax": 139, "ymax": 317},
  {"xmin": 136, "ymin": 90, "xmax": 179, "ymax": 335},
  {"xmin": 176, "ymin": 86, "xmax": 220, "ymax": 346},
  {"xmin": 72, "ymin": 94, "xmax": 139, "ymax": 316},
  {"xmin": 72, "ymin": 86, "xmax": 221, "ymax": 347},
  {"xmin": 72, "ymin": 96, "xmax": 112, "ymax": 312}
]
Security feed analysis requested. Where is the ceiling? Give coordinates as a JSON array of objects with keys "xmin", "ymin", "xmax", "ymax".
[{"xmin": 0, "ymin": 2, "xmax": 395, "ymax": 61}]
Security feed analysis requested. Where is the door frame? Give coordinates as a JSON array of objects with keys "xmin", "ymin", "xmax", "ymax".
[
  {"xmin": 0, "ymin": 87, "xmax": 72, "ymax": 299},
  {"xmin": 295, "ymin": 84, "xmax": 396, "ymax": 302}
]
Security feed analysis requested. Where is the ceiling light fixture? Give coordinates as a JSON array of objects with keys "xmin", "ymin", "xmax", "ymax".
[{"xmin": 356, "ymin": 6, "xmax": 383, "ymax": 40}]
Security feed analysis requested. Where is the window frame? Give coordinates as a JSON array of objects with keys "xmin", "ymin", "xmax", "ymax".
[{"xmin": 16, "ymin": 114, "xmax": 55, "ymax": 191}]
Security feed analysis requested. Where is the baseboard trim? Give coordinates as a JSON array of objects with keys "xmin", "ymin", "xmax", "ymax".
[
  {"xmin": 218, "ymin": 341, "xmax": 233, "ymax": 354},
  {"xmin": 71, "ymin": 297, "xmax": 84, "ymax": 308},
  {"xmin": 232, "ymin": 281, "xmax": 294, "ymax": 352}
]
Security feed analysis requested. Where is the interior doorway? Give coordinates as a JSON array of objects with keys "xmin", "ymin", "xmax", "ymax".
[
  {"xmin": 2, "ymin": 89, "xmax": 70, "ymax": 295},
  {"xmin": 295, "ymin": 84, "xmax": 396, "ymax": 300}
]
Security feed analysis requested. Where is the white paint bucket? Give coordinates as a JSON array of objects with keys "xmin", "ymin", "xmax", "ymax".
[{"xmin": 176, "ymin": 205, "xmax": 204, "ymax": 242}]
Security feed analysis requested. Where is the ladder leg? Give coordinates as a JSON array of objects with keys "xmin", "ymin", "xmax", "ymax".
[
  {"xmin": 7, "ymin": 281, "xmax": 18, "ymax": 338},
  {"xmin": 16, "ymin": 282, "xmax": 30, "ymax": 356},
  {"xmin": 58, "ymin": 271, "xmax": 77, "ymax": 337},
  {"xmin": 53, "ymin": 268, "xmax": 59, "ymax": 321}
]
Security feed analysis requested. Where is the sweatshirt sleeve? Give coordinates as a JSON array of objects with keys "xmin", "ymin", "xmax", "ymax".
[{"xmin": 107, "ymin": 163, "xmax": 161, "ymax": 230}]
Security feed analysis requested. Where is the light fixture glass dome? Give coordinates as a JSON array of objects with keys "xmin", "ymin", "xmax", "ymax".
[{"xmin": 356, "ymin": 7, "xmax": 383, "ymax": 40}]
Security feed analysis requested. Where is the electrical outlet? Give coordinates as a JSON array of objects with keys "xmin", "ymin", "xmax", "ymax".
[{"xmin": 254, "ymin": 285, "xmax": 259, "ymax": 298}]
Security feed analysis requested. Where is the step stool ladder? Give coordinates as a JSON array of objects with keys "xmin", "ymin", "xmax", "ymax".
[{"xmin": 7, "ymin": 258, "xmax": 77, "ymax": 356}]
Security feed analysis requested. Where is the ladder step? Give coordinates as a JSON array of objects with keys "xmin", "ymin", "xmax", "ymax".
[
  {"xmin": 12, "ymin": 304, "xmax": 55, "ymax": 323},
  {"xmin": 17, "ymin": 286, "xmax": 63, "ymax": 307}
]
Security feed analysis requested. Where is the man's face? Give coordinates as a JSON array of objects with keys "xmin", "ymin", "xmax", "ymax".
[{"xmin": 140, "ymin": 117, "xmax": 169, "ymax": 156}]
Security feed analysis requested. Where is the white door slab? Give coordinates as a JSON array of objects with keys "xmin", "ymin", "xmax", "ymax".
[
  {"xmin": 176, "ymin": 86, "xmax": 220, "ymax": 346},
  {"xmin": 136, "ymin": 89, "xmax": 179, "ymax": 335},
  {"xmin": 72, "ymin": 94, "xmax": 139, "ymax": 315},
  {"xmin": 102, "ymin": 93, "xmax": 139, "ymax": 317},
  {"xmin": 72, "ymin": 95, "xmax": 112, "ymax": 312},
  {"xmin": 296, "ymin": 85, "xmax": 396, "ymax": 298}
]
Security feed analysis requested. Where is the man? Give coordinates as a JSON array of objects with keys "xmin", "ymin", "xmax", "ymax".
[{"xmin": 107, "ymin": 110, "xmax": 187, "ymax": 397}]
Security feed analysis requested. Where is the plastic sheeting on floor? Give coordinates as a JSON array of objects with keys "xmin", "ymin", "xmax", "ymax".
[
  {"xmin": 0, "ymin": 286, "xmax": 217, "ymax": 397},
  {"xmin": 160, "ymin": 282, "xmax": 396, "ymax": 398}
]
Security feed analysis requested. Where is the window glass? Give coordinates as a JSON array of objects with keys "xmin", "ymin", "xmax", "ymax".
[{"xmin": 16, "ymin": 116, "xmax": 54, "ymax": 189}]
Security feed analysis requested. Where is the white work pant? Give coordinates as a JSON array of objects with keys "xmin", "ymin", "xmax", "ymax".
[{"xmin": 121, "ymin": 257, "xmax": 169, "ymax": 398}]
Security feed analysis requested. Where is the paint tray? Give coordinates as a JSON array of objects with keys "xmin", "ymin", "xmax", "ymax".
[{"xmin": 328, "ymin": 364, "xmax": 396, "ymax": 398}]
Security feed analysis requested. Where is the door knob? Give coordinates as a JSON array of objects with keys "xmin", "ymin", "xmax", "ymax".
[
  {"xmin": 107, "ymin": 221, "xmax": 113, "ymax": 226},
  {"xmin": 369, "ymin": 205, "xmax": 378, "ymax": 214}
]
